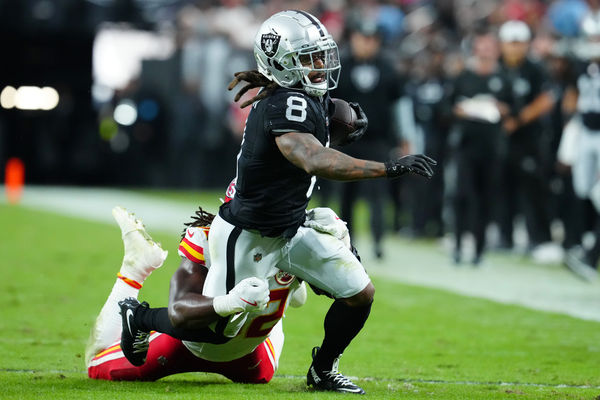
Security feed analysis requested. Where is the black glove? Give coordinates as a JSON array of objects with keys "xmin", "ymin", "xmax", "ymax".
[
  {"xmin": 385, "ymin": 154, "xmax": 437, "ymax": 179},
  {"xmin": 344, "ymin": 102, "xmax": 368, "ymax": 145}
]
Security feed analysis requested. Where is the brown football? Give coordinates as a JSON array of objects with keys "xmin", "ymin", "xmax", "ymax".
[{"xmin": 329, "ymin": 98, "xmax": 357, "ymax": 146}]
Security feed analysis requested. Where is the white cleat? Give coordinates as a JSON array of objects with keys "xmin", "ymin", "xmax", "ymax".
[
  {"xmin": 113, "ymin": 206, "xmax": 145, "ymax": 238},
  {"xmin": 112, "ymin": 206, "xmax": 168, "ymax": 283}
]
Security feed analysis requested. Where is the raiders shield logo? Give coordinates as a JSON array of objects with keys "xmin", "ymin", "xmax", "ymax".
[
  {"xmin": 275, "ymin": 270, "xmax": 295, "ymax": 286},
  {"xmin": 261, "ymin": 33, "xmax": 280, "ymax": 57}
]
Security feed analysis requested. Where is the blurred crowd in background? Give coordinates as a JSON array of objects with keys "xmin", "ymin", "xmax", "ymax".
[{"xmin": 2, "ymin": 0, "xmax": 600, "ymax": 272}]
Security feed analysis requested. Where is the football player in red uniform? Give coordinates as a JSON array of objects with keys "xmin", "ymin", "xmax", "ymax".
[{"xmin": 86, "ymin": 200, "xmax": 307, "ymax": 383}]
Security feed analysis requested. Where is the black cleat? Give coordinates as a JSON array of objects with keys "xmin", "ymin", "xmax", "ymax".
[
  {"xmin": 118, "ymin": 297, "xmax": 150, "ymax": 366},
  {"xmin": 306, "ymin": 347, "xmax": 365, "ymax": 394}
]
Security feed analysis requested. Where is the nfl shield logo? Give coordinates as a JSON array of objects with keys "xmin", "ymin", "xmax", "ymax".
[
  {"xmin": 261, "ymin": 33, "xmax": 280, "ymax": 57},
  {"xmin": 253, "ymin": 253, "xmax": 262, "ymax": 262}
]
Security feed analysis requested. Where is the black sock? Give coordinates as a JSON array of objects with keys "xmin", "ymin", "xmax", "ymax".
[
  {"xmin": 134, "ymin": 306, "xmax": 228, "ymax": 344},
  {"xmin": 134, "ymin": 306, "xmax": 172, "ymax": 334},
  {"xmin": 314, "ymin": 300, "xmax": 372, "ymax": 371}
]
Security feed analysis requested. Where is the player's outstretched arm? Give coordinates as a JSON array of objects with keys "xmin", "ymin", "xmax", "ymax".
[
  {"xmin": 168, "ymin": 258, "xmax": 217, "ymax": 329},
  {"xmin": 276, "ymin": 131, "xmax": 385, "ymax": 181},
  {"xmin": 275, "ymin": 131, "xmax": 436, "ymax": 180},
  {"xmin": 168, "ymin": 258, "xmax": 270, "ymax": 330}
]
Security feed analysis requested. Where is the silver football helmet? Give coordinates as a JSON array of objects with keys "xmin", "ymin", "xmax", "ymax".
[
  {"xmin": 254, "ymin": 10, "xmax": 340, "ymax": 97},
  {"xmin": 576, "ymin": 11, "xmax": 600, "ymax": 60}
]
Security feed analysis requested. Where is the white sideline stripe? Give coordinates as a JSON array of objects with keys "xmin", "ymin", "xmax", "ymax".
[
  {"xmin": 0, "ymin": 338, "xmax": 81, "ymax": 344},
  {"xmin": 356, "ymin": 234, "xmax": 600, "ymax": 322},
  {"xmin": 6, "ymin": 185, "xmax": 600, "ymax": 322},
  {"xmin": 1, "ymin": 368, "xmax": 598, "ymax": 389},
  {"xmin": 358, "ymin": 377, "xmax": 600, "ymax": 389},
  {"xmin": 12, "ymin": 185, "xmax": 200, "ymax": 235}
]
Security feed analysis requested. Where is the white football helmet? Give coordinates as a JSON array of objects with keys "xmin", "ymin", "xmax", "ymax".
[{"xmin": 254, "ymin": 10, "xmax": 341, "ymax": 97}]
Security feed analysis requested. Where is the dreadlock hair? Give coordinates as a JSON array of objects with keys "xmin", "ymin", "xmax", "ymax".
[
  {"xmin": 228, "ymin": 70, "xmax": 279, "ymax": 108},
  {"xmin": 180, "ymin": 207, "xmax": 216, "ymax": 240}
]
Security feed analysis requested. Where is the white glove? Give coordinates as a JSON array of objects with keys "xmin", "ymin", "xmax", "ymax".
[
  {"xmin": 213, "ymin": 277, "xmax": 270, "ymax": 317},
  {"xmin": 305, "ymin": 207, "xmax": 351, "ymax": 248}
]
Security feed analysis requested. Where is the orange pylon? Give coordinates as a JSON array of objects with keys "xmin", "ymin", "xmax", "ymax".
[{"xmin": 5, "ymin": 157, "xmax": 24, "ymax": 204}]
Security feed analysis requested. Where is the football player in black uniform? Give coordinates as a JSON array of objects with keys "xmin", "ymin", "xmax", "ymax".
[
  {"xmin": 449, "ymin": 29, "xmax": 512, "ymax": 265},
  {"xmin": 497, "ymin": 20, "xmax": 555, "ymax": 252},
  {"xmin": 199, "ymin": 11, "xmax": 435, "ymax": 395},
  {"xmin": 402, "ymin": 46, "xmax": 451, "ymax": 238},
  {"xmin": 562, "ymin": 12, "xmax": 600, "ymax": 281},
  {"xmin": 114, "ymin": 11, "xmax": 435, "ymax": 394},
  {"xmin": 545, "ymin": 44, "xmax": 586, "ymax": 253},
  {"xmin": 332, "ymin": 20, "xmax": 403, "ymax": 258}
]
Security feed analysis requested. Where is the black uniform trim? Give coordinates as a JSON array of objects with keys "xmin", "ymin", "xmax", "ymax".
[
  {"xmin": 294, "ymin": 10, "xmax": 324, "ymax": 37},
  {"xmin": 226, "ymin": 226, "xmax": 243, "ymax": 292},
  {"xmin": 214, "ymin": 225, "xmax": 243, "ymax": 338}
]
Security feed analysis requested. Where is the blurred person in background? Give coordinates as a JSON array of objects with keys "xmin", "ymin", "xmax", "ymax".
[
  {"xmin": 562, "ymin": 10, "xmax": 600, "ymax": 281},
  {"xmin": 496, "ymin": 20, "xmax": 556, "ymax": 258},
  {"xmin": 544, "ymin": 41, "xmax": 588, "ymax": 253},
  {"xmin": 333, "ymin": 18, "xmax": 403, "ymax": 259},
  {"xmin": 547, "ymin": 0, "xmax": 590, "ymax": 38},
  {"xmin": 179, "ymin": 2, "xmax": 257, "ymax": 187},
  {"xmin": 448, "ymin": 29, "xmax": 512, "ymax": 265},
  {"xmin": 400, "ymin": 44, "xmax": 452, "ymax": 238}
]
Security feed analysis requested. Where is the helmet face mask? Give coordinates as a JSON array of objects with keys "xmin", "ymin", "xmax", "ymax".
[
  {"xmin": 254, "ymin": 10, "xmax": 341, "ymax": 97},
  {"xmin": 296, "ymin": 42, "xmax": 341, "ymax": 96}
]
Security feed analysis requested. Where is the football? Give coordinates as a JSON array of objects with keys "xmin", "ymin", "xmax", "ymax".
[{"xmin": 329, "ymin": 98, "xmax": 357, "ymax": 146}]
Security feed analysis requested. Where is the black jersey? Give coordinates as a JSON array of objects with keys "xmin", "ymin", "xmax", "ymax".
[
  {"xmin": 405, "ymin": 77, "xmax": 451, "ymax": 130},
  {"xmin": 220, "ymin": 87, "xmax": 332, "ymax": 238},
  {"xmin": 451, "ymin": 68, "xmax": 512, "ymax": 139},
  {"xmin": 501, "ymin": 57, "xmax": 550, "ymax": 136},
  {"xmin": 501, "ymin": 58, "xmax": 548, "ymax": 113},
  {"xmin": 333, "ymin": 52, "xmax": 402, "ymax": 144},
  {"xmin": 575, "ymin": 62, "xmax": 600, "ymax": 130}
]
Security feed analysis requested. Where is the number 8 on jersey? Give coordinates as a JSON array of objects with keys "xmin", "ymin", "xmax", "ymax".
[{"xmin": 286, "ymin": 96, "xmax": 307, "ymax": 122}]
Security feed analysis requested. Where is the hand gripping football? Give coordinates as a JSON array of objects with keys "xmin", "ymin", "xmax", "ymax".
[{"xmin": 329, "ymin": 98, "xmax": 358, "ymax": 146}]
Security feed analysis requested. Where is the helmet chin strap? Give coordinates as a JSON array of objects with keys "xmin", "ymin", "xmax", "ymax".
[{"xmin": 302, "ymin": 74, "xmax": 327, "ymax": 97}]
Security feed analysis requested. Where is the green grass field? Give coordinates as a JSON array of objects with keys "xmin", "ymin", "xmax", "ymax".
[{"xmin": 2, "ymin": 194, "xmax": 600, "ymax": 399}]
